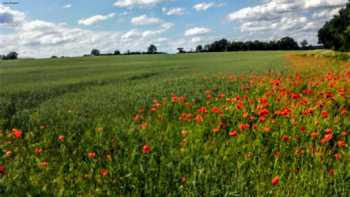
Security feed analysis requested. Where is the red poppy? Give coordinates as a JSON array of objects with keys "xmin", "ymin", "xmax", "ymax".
[
  {"xmin": 281, "ymin": 135, "xmax": 290, "ymax": 142},
  {"xmin": 229, "ymin": 130, "xmax": 238, "ymax": 137},
  {"xmin": 100, "ymin": 168, "xmax": 109, "ymax": 177},
  {"xmin": 258, "ymin": 109, "xmax": 269, "ymax": 117},
  {"xmin": 0, "ymin": 164, "xmax": 5, "ymax": 174},
  {"xmin": 195, "ymin": 114, "xmax": 204, "ymax": 123},
  {"xmin": 271, "ymin": 176, "xmax": 280, "ymax": 186},
  {"xmin": 88, "ymin": 151, "xmax": 97, "ymax": 159},
  {"xmin": 335, "ymin": 153, "xmax": 341, "ymax": 160},
  {"xmin": 58, "ymin": 135, "xmax": 65, "ymax": 142},
  {"xmin": 239, "ymin": 123, "xmax": 250, "ymax": 130},
  {"xmin": 337, "ymin": 140, "xmax": 346, "ymax": 148},
  {"xmin": 197, "ymin": 107, "xmax": 208, "ymax": 113},
  {"xmin": 143, "ymin": 144, "xmax": 151, "ymax": 154},
  {"xmin": 291, "ymin": 93, "xmax": 301, "ymax": 99},
  {"xmin": 12, "ymin": 128, "xmax": 23, "ymax": 139},
  {"xmin": 211, "ymin": 106, "xmax": 221, "ymax": 114},
  {"xmin": 321, "ymin": 111, "xmax": 329, "ymax": 119},
  {"xmin": 35, "ymin": 147, "xmax": 43, "ymax": 156}
]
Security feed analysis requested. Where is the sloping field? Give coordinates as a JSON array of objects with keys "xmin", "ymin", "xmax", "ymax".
[{"xmin": 1, "ymin": 51, "xmax": 349, "ymax": 196}]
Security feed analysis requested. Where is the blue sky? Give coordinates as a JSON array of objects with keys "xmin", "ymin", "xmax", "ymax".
[{"xmin": 0, "ymin": 0, "xmax": 347, "ymax": 57}]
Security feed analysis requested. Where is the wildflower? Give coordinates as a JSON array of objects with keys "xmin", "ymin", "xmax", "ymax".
[
  {"xmin": 140, "ymin": 122, "xmax": 148, "ymax": 129},
  {"xmin": 281, "ymin": 135, "xmax": 290, "ymax": 142},
  {"xmin": 337, "ymin": 140, "xmax": 346, "ymax": 148},
  {"xmin": 88, "ymin": 151, "xmax": 97, "ymax": 159},
  {"xmin": 229, "ymin": 130, "xmax": 238, "ymax": 137},
  {"xmin": 35, "ymin": 147, "xmax": 43, "ymax": 156},
  {"xmin": 321, "ymin": 111, "xmax": 329, "ymax": 119},
  {"xmin": 4, "ymin": 150, "xmax": 12, "ymax": 158},
  {"xmin": 12, "ymin": 128, "xmax": 23, "ymax": 139},
  {"xmin": 291, "ymin": 92, "xmax": 301, "ymax": 99},
  {"xmin": 340, "ymin": 131, "xmax": 348, "ymax": 137},
  {"xmin": 258, "ymin": 109, "xmax": 269, "ymax": 117},
  {"xmin": 194, "ymin": 114, "xmax": 204, "ymax": 123},
  {"xmin": 271, "ymin": 176, "xmax": 280, "ymax": 186},
  {"xmin": 0, "ymin": 165, "xmax": 5, "ymax": 174},
  {"xmin": 100, "ymin": 168, "xmax": 109, "ymax": 177},
  {"xmin": 335, "ymin": 153, "xmax": 341, "ymax": 160},
  {"xmin": 143, "ymin": 144, "xmax": 152, "ymax": 154},
  {"xmin": 58, "ymin": 135, "xmax": 65, "ymax": 142},
  {"xmin": 211, "ymin": 106, "xmax": 221, "ymax": 114},
  {"xmin": 325, "ymin": 128, "xmax": 333, "ymax": 134},
  {"xmin": 310, "ymin": 132, "xmax": 319, "ymax": 140},
  {"xmin": 239, "ymin": 123, "xmax": 250, "ymax": 130},
  {"xmin": 212, "ymin": 128, "xmax": 220, "ymax": 134},
  {"xmin": 197, "ymin": 107, "xmax": 208, "ymax": 113}
]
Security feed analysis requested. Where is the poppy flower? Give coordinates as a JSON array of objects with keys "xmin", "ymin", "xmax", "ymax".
[
  {"xmin": 281, "ymin": 135, "xmax": 290, "ymax": 142},
  {"xmin": 212, "ymin": 128, "xmax": 220, "ymax": 133},
  {"xmin": 194, "ymin": 114, "xmax": 204, "ymax": 123},
  {"xmin": 0, "ymin": 164, "xmax": 5, "ymax": 174},
  {"xmin": 88, "ymin": 151, "xmax": 97, "ymax": 159},
  {"xmin": 143, "ymin": 144, "xmax": 151, "ymax": 154},
  {"xmin": 258, "ymin": 109, "xmax": 269, "ymax": 117},
  {"xmin": 58, "ymin": 135, "xmax": 65, "ymax": 142},
  {"xmin": 100, "ymin": 168, "xmax": 109, "ymax": 177},
  {"xmin": 12, "ymin": 128, "xmax": 23, "ymax": 139},
  {"xmin": 337, "ymin": 140, "xmax": 346, "ymax": 148},
  {"xmin": 197, "ymin": 107, "xmax": 208, "ymax": 113},
  {"xmin": 335, "ymin": 153, "xmax": 341, "ymax": 160},
  {"xmin": 239, "ymin": 123, "xmax": 250, "ymax": 130},
  {"xmin": 229, "ymin": 130, "xmax": 238, "ymax": 137},
  {"xmin": 321, "ymin": 111, "xmax": 329, "ymax": 119},
  {"xmin": 271, "ymin": 176, "xmax": 280, "ymax": 186},
  {"xmin": 35, "ymin": 147, "xmax": 43, "ymax": 156}
]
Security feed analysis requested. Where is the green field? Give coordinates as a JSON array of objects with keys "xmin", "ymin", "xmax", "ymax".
[
  {"xmin": 1, "ymin": 51, "xmax": 350, "ymax": 196},
  {"xmin": 0, "ymin": 51, "xmax": 286, "ymax": 130}
]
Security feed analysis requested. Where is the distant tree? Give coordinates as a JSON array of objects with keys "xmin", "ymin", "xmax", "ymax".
[
  {"xmin": 114, "ymin": 50, "xmax": 121, "ymax": 55},
  {"xmin": 2, "ymin": 52, "xmax": 18, "ymax": 60},
  {"xmin": 91, "ymin": 49, "xmax": 100, "ymax": 56},
  {"xmin": 147, "ymin": 44, "xmax": 157, "ymax": 54},
  {"xmin": 277, "ymin": 37, "xmax": 299, "ymax": 50},
  {"xmin": 196, "ymin": 45, "xmax": 203, "ymax": 52},
  {"xmin": 318, "ymin": 2, "xmax": 350, "ymax": 51},
  {"xmin": 51, "ymin": 56, "xmax": 58, "ymax": 59},
  {"xmin": 177, "ymin": 48, "xmax": 185, "ymax": 53},
  {"xmin": 300, "ymin": 40, "xmax": 309, "ymax": 49}
]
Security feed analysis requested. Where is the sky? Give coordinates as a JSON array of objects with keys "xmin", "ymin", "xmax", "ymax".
[{"xmin": 0, "ymin": 0, "xmax": 348, "ymax": 58}]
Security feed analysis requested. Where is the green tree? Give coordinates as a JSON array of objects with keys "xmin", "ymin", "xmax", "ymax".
[
  {"xmin": 318, "ymin": 2, "xmax": 350, "ymax": 51},
  {"xmin": 91, "ymin": 49, "xmax": 100, "ymax": 56},
  {"xmin": 147, "ymin": 44, "xmax": 157, "ymax": 54}
]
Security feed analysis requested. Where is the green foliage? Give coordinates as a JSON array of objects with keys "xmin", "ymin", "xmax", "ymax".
[{"xmin": 318, "ymin": 2, "xmax": 350, "ymax": 51}]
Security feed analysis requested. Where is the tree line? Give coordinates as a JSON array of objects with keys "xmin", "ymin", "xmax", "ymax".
[{"xmin": 189, "ymin": 37, "xmax": 320, "ymax": 53}]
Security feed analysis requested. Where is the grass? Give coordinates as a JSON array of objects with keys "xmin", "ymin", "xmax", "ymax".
[{"xmin": 1, "ymin": 51, "xmax": 349, "ymax": 196}]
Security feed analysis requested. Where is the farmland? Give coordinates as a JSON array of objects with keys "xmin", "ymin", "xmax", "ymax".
[{"xmin": 0, "ymin": 51, "xmax": 350, "ymax": 196}]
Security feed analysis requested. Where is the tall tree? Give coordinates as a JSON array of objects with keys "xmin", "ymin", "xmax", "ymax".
[
  {"xmin": 318, "ymin": 2, "xmax": 350, "ymax": 51},
  {"xmin": 91, "ymin": 49, "xmax": 100, "ymax": 56},
  {"xmin": 147, "ymin": 44, "xmax": 157, "ymax": 54}
]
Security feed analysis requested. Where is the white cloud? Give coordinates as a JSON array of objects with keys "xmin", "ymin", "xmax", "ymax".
[
  {"xmin": 193, "ymin": 2, "xmax": 218, "ymax": 11},
  {"xmin": 227, "ymin": 0, "xmax": 347, "ymax": 43},
  {"xmin": 114, "ymin": 0, "xmax": 166, "ymax": 8},
  {"xmin": 185, "ymin": 27, "xmax": 211, "ymax": 36},
  {"xmin": 78, "ymin": 13, "xmax": 115, "ymax": 26},
  {"xmin": 0, "ymin": 5, "xmax": 175, "ymax": 57},
  {"xmin": 162, "ymin": 7, "xmax": 185, "ymax": 16},
  {"xmin": 63, "ymin": 4, "xmax": 72, "ymax": 8},
  {"xmin": 0, "ymin": 4, "xmax": 25, "ymax": 26},
  {"xmin": 131, "ymin": 15, "xmax": 162, "ymax": 26}
]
